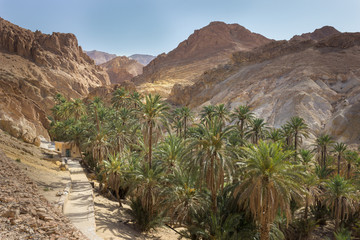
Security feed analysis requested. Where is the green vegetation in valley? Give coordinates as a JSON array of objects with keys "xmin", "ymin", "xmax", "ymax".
[{"xmin": 50, "ymin": 89, "xmax": 360, "ymax": 240}]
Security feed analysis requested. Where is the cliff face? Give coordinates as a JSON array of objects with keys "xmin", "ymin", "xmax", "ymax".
[
  {"xmin": 100, "ymin": 56, "xmax": 143, "ymax": 84},
  {"xmin": 133, "ymin": 21, "xmax": 272, "ymax": 97},
  {"xmin": 168, "ymin": 30, "xmax": 360, "ymax": 143},
  {"xmin": 0, "ymin": 18, "xmax": 110, "ymax": 143}
]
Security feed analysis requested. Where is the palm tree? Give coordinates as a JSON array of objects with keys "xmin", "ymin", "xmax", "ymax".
[
  {"xmin": 323, "ymin": 175, "xmax": 356, "ymax": 232},
  {"xmin": 287, "ymin": 116, "xmax": 309, "ymax": 160},
  {"xmin": 247, "ymin": 118, "xmax": 268, "ymax": 144},
  {"xmin": 68, "ymin": 99, "xmax": 86, "ymax": 121},
  {"xmin": 129, "ymin": 91, "xmax": 142, "ymax": 109},
  {"xmin": 231, "ymin": 105, "xmax": 254, "ymax": 139},
  {"xmin": 333, "ymin": 142, "xmax": 347, "ymax": 175},
  {"xmin": 281, "ymin": 124, "xmax": 293, "ymax": 149},
  {"xmin": 214, "ymin": 104, "xmax": 230, "ymax": 128},
  {"xmin": 180, "ymin": 106, "xmax": 192, "ymax": 138},
  {"xmin": 267, "ymin": 128, "xmax": 283, "ymax": 143},
  {"xmin": 189, "ymin": 118, "xmax": 234, "ymax": 213},
  {"xmin": 155, "ymin": 135, "xmax": 188, "ymax": 173},
  {"xmin": 141, "ymin": 94, "xmax": 169, "ymax": 168},
  {"xmin": 200, "ymin": 105, "xmax": 215, "ymax": 125},
  {"xmin": 235, "ymin": 141, "xmax": 304, "ymax": 240},
  {"xmin": 315, "ymin": 134, "xmax": 334, "ymax": 168},
  {"xmin": 343, "ymin": 150, "xmax": 359, "ymax": 179},
  {"xmin": 111, "ymin": 88, "xmax": 129, "ymax": 109}
]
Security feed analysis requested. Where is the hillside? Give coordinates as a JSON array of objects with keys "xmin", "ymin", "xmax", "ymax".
[
  {"xmin": 100, "ymin": 56, "xmax": 143, "ymax": 84},
  {"xmin": 0, "ymin": 18, "xmax": 110, "ymax": 144},
  {"xmin": 168, "ymin": 28, "xmax": 360, "ymax": 143},
  {"xmin": 85, "ymin": 50, "xmax": 117, "ymax": 65},
  {"xmin": 129, "ymin": 54, "xmax": 156, "ymax": 65},
  {"xmin": 133, "ymin": 21, "xmax": 272, "ymax": 96}
]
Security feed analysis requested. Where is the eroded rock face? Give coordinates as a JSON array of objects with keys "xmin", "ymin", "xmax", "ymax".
[
  {"xmin": 168, "ymin": 31, "xmax": 360, "ymax": 143},
  {"xmin": 0, "ymin": 150, "xmax": 86, "ymax": 239},
  {"xmin": 133, "ymin": 21, "xmax": 272, "ymax": 97},
  {"xmin": 100, "ymin": 56, "xmax": 143, "ymax": 84},
  {"xmin": 0, "ymin": 17, "xmax": 110, "ymax": 143}
]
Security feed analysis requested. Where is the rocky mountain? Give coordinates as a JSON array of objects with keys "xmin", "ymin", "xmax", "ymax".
[
  {"xmin": 85, "ymin": 50, "xmax": 117, "ymax": 65},
  {"xmin": 133, "ymin": 21, "xmax": 272, "ymax": 96},
  {"xmin": 129, "ymin": 54, "xmax": 156, "ymax": 66},
  {"xmin": 100, "ymin": 56, "xmax": 143, "ymax": 84},
  {"xmin": 0, "ymin": 17, "xmax": 110, "ymax": 144},
  {"xmin": 291, "ymin": 26, "xmax": 340, "ymax": 42},
  {"xmin": 168, "ymin": 30, "xmax": 360, "ymax": 143}
]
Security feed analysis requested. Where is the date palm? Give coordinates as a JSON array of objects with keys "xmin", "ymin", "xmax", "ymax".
[
  {"xmin": 267, "ymin": 128, "xmax": 283, "ymax": 143},
  {"xmin": 343, "ymin": 150, "xmax": 359, "ymax": 179},
  {"xmin": 231, "ymin": 105, "xmax": 254, "ymax": 140},
  {"xmin": 247, "ymin": 118, "xmax": 268, "ymax": 144},
  {"xmin": 235, "ymin": 141, "xmax": 304, "ymax": 240},
  {"xmin": 323, "ymin": 175, "xmax": 356, "ymax": 232},
  {"xmin": 155, "ymin": 135, "xmax": 188, "ymax": 173},
  {"xmin": 68, "ymin": 98, "xmax": 86, "ymax": 121},
  {"xmin": 189, "ymin": 118, "xmax": 234, "ymax": 213},
  {"xmin": 179, "ymin": 106, "xmax": 192, "ymax": 138},
  {"xmin": 141, "ymin": 94, "xmax": 169, "ymax": 168},
  {"xmin": 200, "ymin": 105, "xmax": 216, "ymax": 125},
  {"xmin": 111, "ymin": 87, "xmax": 129, "ymax": 109},
  {"xmin": 333, "ymin": 142, "xmax": 347, "ymax": 175},
  {"xmin": 287, "ymin": 116, "xmax": 309, "ymax": 160},
  {"xmin": 315, "ymin": 134, "xmax": 334, "ymax": 168},
  {"xmin": 214, "ymin": 104, "xmax": 230, "ymax": 128}
]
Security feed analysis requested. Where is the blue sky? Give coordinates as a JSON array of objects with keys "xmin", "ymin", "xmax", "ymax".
[{"xmin": 0, "ymin": 0, "xmax": 359, "ymax": 56}]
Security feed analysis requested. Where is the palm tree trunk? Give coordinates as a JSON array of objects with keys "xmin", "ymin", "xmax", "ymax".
[
  {"xmin": 148, "ymin": 121, "xmax": 152, "ymax": 169},
  {"xmin": 210, "ymin": 154, "xmax": 217, "ymax": 213},
  {"xmin": 294, "ymin": 132, "xmax": 298, "ymax": 161},
  {"xmin": 260, "ymin": 206, "xmax": 270, "ymax": 240},
  {"xmin": 335, "ymin": 198, "xmax": 340, "ymax": 231},
  {"xmin": 184, "ymin": 116, "xmax": 187, "ymax": 139},
  {"xmin": 347, "ymin": 162, "xmax": 351, "ymax": 179},
  {"xmin": 337, "ymin": 154, "xmax": 341, "ymax": 175},
  {"xmin": 304, "ymin": 194, "xmax": 309, "ymax": 221},
  {"xmin": 240, "ymin": 119, "xmax": 244, "ymax": 139}
]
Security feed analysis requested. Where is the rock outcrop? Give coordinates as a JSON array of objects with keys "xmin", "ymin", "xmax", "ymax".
[
  {"xmin": 133, "ymin": 21, "xmax": 272, "ymax": 97},
  {"xmin": 0, "ymin": 150, "xmax": 86, "ymax": 239},
  {"xmin": 168, "ymin": 31, "xmax": 360, "ymax": 143},
  {"xmin": 291, "ymin": 26, "xmax": 340, "ymax": 42},
  {"xmin": 129, "ymin": 54, "xmax": 156, "ymax": 66},
  {"xmin": 85, "ymin": 50, "xmax": 117, "ymax": 65},
  {"xmin": 100, "ymin": 56, "xmax": 143, "ymax": 84},
  {"xmin": 0, "ymin": 17, "xmax": 110, "ymax": 143}
]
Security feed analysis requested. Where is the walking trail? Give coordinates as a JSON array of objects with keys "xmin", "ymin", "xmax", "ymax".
[{"xmin": 64, "ymin": 159, "xmax": 102, "ymax": 240}]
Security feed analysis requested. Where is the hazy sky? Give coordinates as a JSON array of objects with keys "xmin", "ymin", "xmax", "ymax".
[{"xmin": 0, "ymin": 0, "xmax": 359, "ymax": 56}]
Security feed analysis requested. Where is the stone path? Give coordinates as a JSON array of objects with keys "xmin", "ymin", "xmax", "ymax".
[{"xmin": 64, "ymin": 159, "xmax": 102, "ymax": 240}]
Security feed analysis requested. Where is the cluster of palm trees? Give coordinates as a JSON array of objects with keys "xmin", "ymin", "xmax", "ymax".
[{"xmin": 50, "ymin": 89, "xmax": 360, "ymax": 240}]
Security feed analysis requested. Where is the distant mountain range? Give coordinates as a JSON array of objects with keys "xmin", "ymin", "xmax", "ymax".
[
  {"xmin": 85, "ymin": 50, "xmax": 117, "ymax": 65},
  {"xmin": 1, "ymin": 16, "xmax": 360, "ymax": 144},
  {"xmin": 129, "ymin": 54, "xmax": 156, "ymax": 66}
]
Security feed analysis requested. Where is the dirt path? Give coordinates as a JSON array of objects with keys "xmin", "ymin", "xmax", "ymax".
[
  {"xmin": 94, "ymin": 187, "xmax": 180, "ymax": 240},
  {"xmin": 0, "ymin": 130, "xmax": 70, "ymax": 204}
]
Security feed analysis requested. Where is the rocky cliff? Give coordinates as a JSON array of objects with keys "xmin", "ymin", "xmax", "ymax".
[
  {"xmin": 168, "ymin": 29, "xmax": 360, "ymax": 143},
  {"xmin": 0, "ymin": 18, "xmax": 110, "ymax": 143},
  {"xmin": 100, "ymin": 56, "xmax": 143, "ymax": 84},
  {"xmin": 133, "ymin": 21, "xmax": 272, "ymax": 96},
  {"xmin": 85, "ymin": 50, "xmax": 117, "ymax": 65}
]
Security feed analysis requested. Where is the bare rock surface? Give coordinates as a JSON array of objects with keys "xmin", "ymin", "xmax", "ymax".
[
  {"xmin": 0, "ymin": 17, "xmax": 110, "ymax": 143},
  {"xmin": 0, "ymin": 149, "xmax": 87, "ymax": 239},
  {"xmin": 100, "ymin": 56, "xmax": 143, "ymax": 84},
  {"xmin": 168, "ymin": 31, "xmax": 360, "ymax": 143},
  {"xmin": 133, "ymin": 21, "xmax": 271, "ymax": 97}
]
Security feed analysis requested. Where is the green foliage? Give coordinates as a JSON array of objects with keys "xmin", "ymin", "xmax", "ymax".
[{"xmin": 48, "ymin": 91, "xmax": 360, "ymax": 238}]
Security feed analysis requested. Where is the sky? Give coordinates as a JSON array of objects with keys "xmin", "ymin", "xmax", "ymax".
[{"xmin": 0, "ymin": 0, "xmax": 359, "ymax": 57}]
